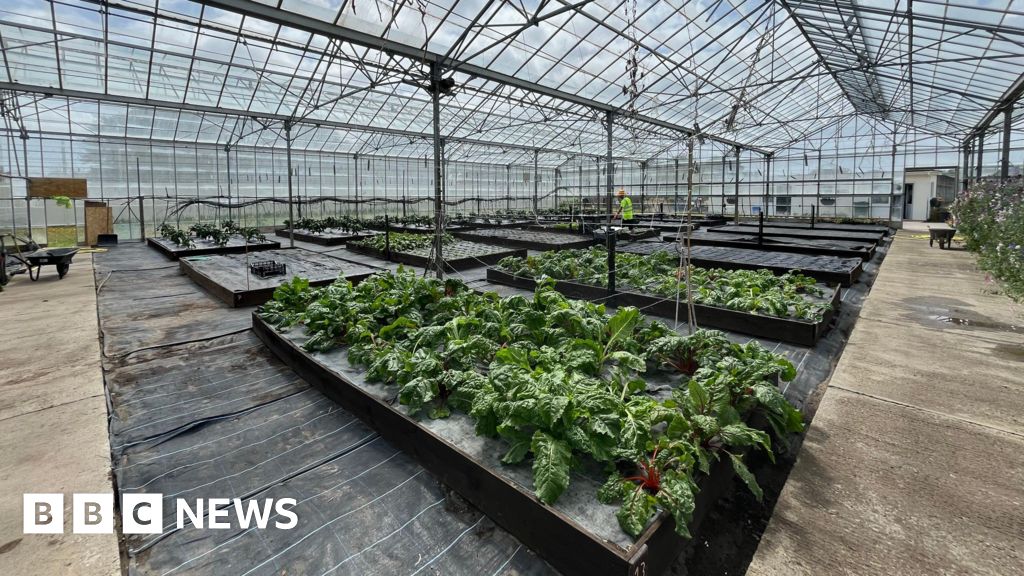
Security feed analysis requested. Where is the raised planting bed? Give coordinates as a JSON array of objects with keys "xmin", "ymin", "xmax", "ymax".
[
  {"xmin": 364, "ymin": 222, "xmax": 473, "ymax": 234},
  {"xmin": 346, "ymin": 237, "xmax": 526, "ymax": 271},
  {"xmin": 486, "ymin": 269, "xmax": 838, "ymax": 346},
  {"xmin": 667, "ymin": 229, "xmax": 875, "ymax": 260},
  {"xmin": 591, "ymin": 227, "xmax": 662, "ymax": 242},
  {"xmin": 147, "ymin": 236, "xmax": 281, "ymax": 260},
  {"xmin": 707, "ymin": 223, "xmax": 886, "ymax": 244},
  {"xmin": 453, "ymin": 228, "xmax": 600, "ymax": 251},
  {"xmin": 746, "ymin": 219, "xmax": 893, "ymax": 236},
  {"xmin": 274, "ymin": 228, "xmax": 379, "ymax": 246},
  {"xmin": 618, "ymin": 242, "xmax": 863, "ymax": 286},
  {"xmin": 251, "ymin": 270, "xmax": 805, "ymax": 576},
  {"xmin": 179, "ymin": 249, "xmax": 380, "ymax": 307},
  {"xmin": 489, "ymin": 248, "xmax": 841, "ymax": 346}
]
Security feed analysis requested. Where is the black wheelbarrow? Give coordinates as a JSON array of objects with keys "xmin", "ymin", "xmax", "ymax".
[{"xmin": 23, "ymin": 247, "xmax": 79, "ymax": 280}]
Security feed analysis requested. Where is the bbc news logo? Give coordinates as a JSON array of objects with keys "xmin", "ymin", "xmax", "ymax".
[{"xmin": 24, "ymin": 494, "xmax": 298, "ymax": 534}]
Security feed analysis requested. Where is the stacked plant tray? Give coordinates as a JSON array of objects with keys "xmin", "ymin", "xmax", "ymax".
[
  {"xmin": 147, "ymin": 236, "xmax": 281, "ymax": 260},
  {"xmin": 485, "ymin": 268, "xmax": 840, "ymax": 346},
  {"xmin": 252, "ymin": 314, "xmax": 738, "ymax": 576},
  {"xmin": 180, "ymin": 249, "xmax": 381, "ymax": 307},
  {"xmin": 618, "ymin": 242, "xmax": 863, "ymax": 286},
  {"xmin": 346, "ymin": 239, "xmax": 526, "ymax": 271},
  {"xmin": 274, "ymin": 228, "xmax": 379, "ymax": 246},
  {"xmin": 453, "ymin": 228, "xmax": 599, "ymax": 251}
]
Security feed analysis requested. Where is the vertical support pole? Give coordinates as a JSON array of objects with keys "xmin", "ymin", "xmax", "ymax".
[
  {"xmin": 962, "ymin": 143, "xmax": 971, "ymax": 191},
  {"xmin": 353, "ymin": 153, "xmax": 360, "ymax": 219},
  {"xmin": 137, "ymin": 157, "xmax": 144, "ymax": 239},
  {"xmin": 686, "ymin": 139, "xmax": 694, "ymax": 218},
  {"xmin": 225, "ymin": 145, "xmax": 232, "ymax": 223},
  {"xmin": 430, "ymin": 61, "xmax": 444, "ymax": 279},
  {"xmin": 22, "ymin": 134, "xmax": 32, "ymax": 240},
  {"xmin": 1001, "ymin": 107, "xmax": 1012, "ymax": 181},
  {"xmin": 890, "ymin": 138, "xmax": 898, "ymax": 224},
  {"xmin": 976, "ymin": 132, "xmax": 984, "ymax": 181},
  {"xmin": 138, "ymin": 194, "xmax": 145, "ymax": 240},
  {"xmin": 605, "ymin": 111, "xmax": 615, "ymax": 294},
  {"xmin": 285, "ymin": 121, "xmax": 295, "ymax": 248},
  {"xmin": 639, "ymin": 161, "xmax": 647, "ymax": 215},
  {"xmin": 733, "ymin": 146, "xmax": 741, "ymax": 223},
  {"xmin": 674, "ymin": 157, "xmax": 680, "ymax": 214},
  {"xmin": 814, "ymin": 148, "xmax": 822, "ymax": 219},
  {"xmin": 763, "ymin": 153, "xmax": 772, "ymax": 219},
  {"xmin": 758, "ymin": 211, "xmax": 764, "ymax": 246},
  {"xmin": 554, "ymin": 167, "xmax": 560, "ymax": 214},
  {"xmin": 533, "ymin": 148, "xmax": 539, "ymax": 215}
]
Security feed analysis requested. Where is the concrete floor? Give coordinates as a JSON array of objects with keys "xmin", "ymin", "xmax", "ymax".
[
  {"xmin": 0, "ymin": 257, "xmax": 120, "ymax": 575},
  {"xmin": 748, "ymin": 232, "xmax": 1024, "ymax": 575}
]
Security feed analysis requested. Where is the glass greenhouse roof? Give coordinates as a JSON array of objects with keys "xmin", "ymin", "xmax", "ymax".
[{"xmin": 1, "ymin": 0, "xmax": 1022, "ymax": 162}]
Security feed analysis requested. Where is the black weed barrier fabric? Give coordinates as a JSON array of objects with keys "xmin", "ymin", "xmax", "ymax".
[{"xmin": 94, "ymin": 245, "xmax": 555, "ymax": 576}]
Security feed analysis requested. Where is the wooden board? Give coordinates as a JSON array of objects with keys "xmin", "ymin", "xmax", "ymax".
[
  {"xmin": 28, "ymin": 177, "xmax": 88, "ymax": 198},
  {"xmin": 85, "ymin": 202, "xmax": 113, "ymax": 246}
]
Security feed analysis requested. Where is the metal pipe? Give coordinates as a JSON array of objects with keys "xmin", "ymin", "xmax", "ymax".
[
  {"xmin": 605, "ymin": 110, "xmax": 615, "ymax": 294},
  {"xmin": 733, "ymin": 146, "xmax": 741, "ymax": 224},
  {"xmin": 431, "ymin": 61, "xmax": 444, "ymax": 279},
  {"xmin": 1001, "ymin": 107, "xmax": 1012, "ymax": 181},
  {"xmin": 285, "ymin": 121, "xmax": 295, "ymax": 248},
  {"xmin": 976, "ymin": 132, "xmax": 984, "ymax": 180}
]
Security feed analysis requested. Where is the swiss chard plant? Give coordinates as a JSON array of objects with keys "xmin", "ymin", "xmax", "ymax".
[
  {"xmin": 257, "ymin": 269, "xmax": 805, "ymax": 540},
  {"xmin": 497, "ymin": 248, "xmax": 831, "ymax": 322}
]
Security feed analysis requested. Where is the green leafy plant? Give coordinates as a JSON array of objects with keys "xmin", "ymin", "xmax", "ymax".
[
  {"xmin": 497, "ymin": 248, "xmax": 831, "ymax": 322},
  {"xmin": 256, "ymin": 270, "xmax": 804, "ymax": 539},
  {"xmin": 350, "ymin": 232, "xmax": 453, "ymax": 253},
  {"xmin": 53, "ymin": 195, "xmax": 72, "ymax": 209}
]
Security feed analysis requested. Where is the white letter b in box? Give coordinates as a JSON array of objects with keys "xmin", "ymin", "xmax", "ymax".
[
  {"xmin": 73, "ymin": 493, "xmax": 114, "ymax": 534},
  {"xmin": 24, "ymin": 494, "xmax": 64, "ymax": 534}
]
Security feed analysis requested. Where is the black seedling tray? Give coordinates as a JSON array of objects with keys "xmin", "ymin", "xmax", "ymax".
[
  {"xmin": 486, "ymin": 269, "xmax": 840, "ymax": 346},
  {"xmin": 618, "ymin": 243, "xmax": 863, "ymax": 286},
  {"xmin": 252, "ymin": 314, "xmax": 737, "ymax": 576},
  {"xmin": 668, "ymin": 231, "xmax": 876, "ymax": 261},
  {"xmin": 346, "ymin": 240, "xmax": 526, "ymax": 271},
  {"xmin": 147, "ymin": 236, "xmax": 281, "ymax": 260},
  {"xmin": 453, "ymin": 229, "xmax": 600, "ymax": 251},
  {"xmin": 707, "ymin": 224, "xmax": 885, "ymax": 244},
  {"xmin": 274, "ymin": 228, "xmax": 378, "ymax": 246}
]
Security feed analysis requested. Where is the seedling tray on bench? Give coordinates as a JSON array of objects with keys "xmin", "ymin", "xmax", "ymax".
[
  {"xmin": 486, "ymin": 269, "xmax": 840, "ymax": 346},
  {"xmin": 147, "ymin": 236, "xmax": 281, "ymax": 260},
  {"xmin": 274, "ymin": 228, "xmax": 379, "ymax": 246},
  {"xmin": 180, "ymin": 249, "xmax": 381, "ymax": 307},
  {"xmin": 346, "ymin": 240, "xmax": 526, "ymax": 271},
  {"xmin": 453, "ymin": 228, "xmax": 600, "ymax": 251},
  {"xmin": 252, "ymin": 314, "xmax": 737, "ymax": 576}
]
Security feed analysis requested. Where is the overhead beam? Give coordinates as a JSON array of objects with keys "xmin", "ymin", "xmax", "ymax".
[
  {"xmin": 964, "ymin": 72, "xmax": 1024, "ymax": 142},
  {"xmin": 0, "ymin": 82, "xmax": 576, "ymax": 158},
  {"xmin": 192, "ymin": 0, "xmax": 767, "ymax": 154}
]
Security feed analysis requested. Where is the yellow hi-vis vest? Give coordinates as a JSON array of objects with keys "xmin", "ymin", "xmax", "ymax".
[{"xmin": 620, "ymin": 196, "xmax": 634, "ymax": 220}]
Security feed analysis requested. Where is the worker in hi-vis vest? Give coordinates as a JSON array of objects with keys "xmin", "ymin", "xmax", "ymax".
[{"xmin": 614, "ymin": 188, "xmax": 634, "ymax": 223}]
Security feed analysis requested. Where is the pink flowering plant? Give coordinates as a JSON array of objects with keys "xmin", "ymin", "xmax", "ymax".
[{"xmin": 952, "ymin": 179, "xmax": 1024, "ymax": 299}]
